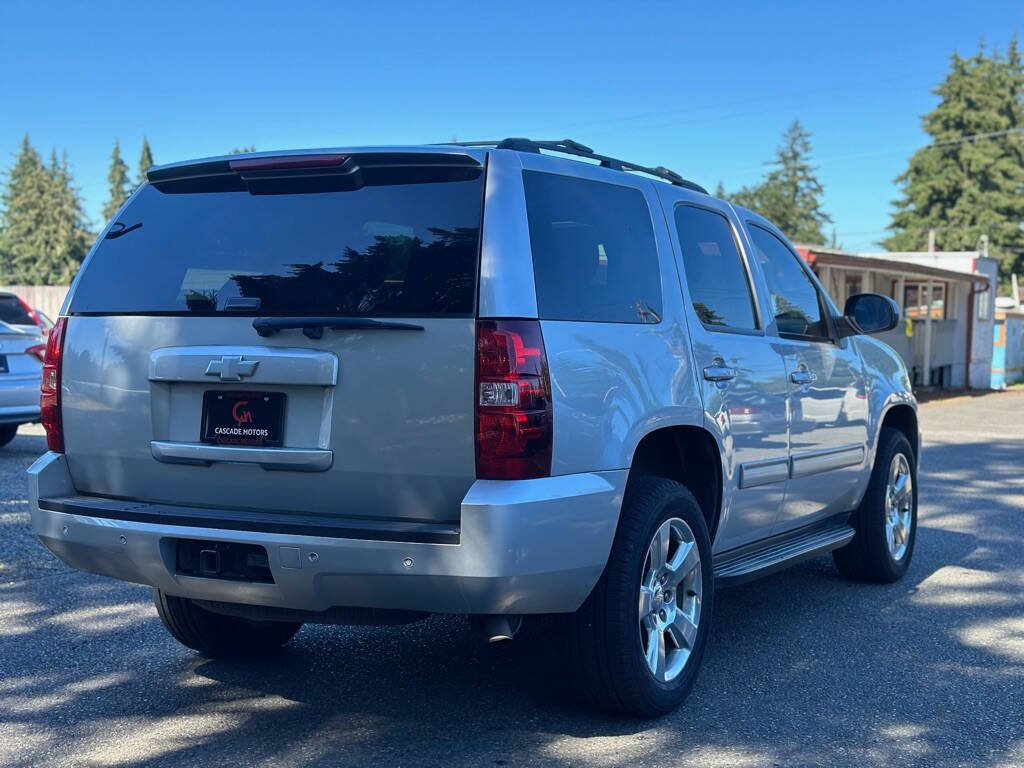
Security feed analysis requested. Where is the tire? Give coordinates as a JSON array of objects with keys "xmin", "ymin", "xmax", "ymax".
[
  {"xmin": 153, "ymin": 589, "xmax": 302, "ymax": 657},
  {"xmin": 568, "ymin": 477, "xmax": 713, "ymax": 717},
  {"xmin": 833, "ymin": 427, "xmax": 918, "ymax": 583},
  {"xmin": 0, "ymin": 424, "xmax": 18, "ymax": 447}
]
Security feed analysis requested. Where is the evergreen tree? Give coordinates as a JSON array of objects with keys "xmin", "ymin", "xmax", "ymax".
[
  {"xmin": 0, "ymin": 136, "xmax": 49, "ymax": 281},
  {"xmin": 137, "ymin": 136, "xmax": 154, "ymax": 189},
  {"xmin": 103, "ymin": 140, "xmax": 131, "ymax": 222},
  {"xmin": 40, "ymin": 152, "xmax": 91, "ymax": 284},
  {"xmin": 721, "ymin": 120, "xmax": 832, "ymax": 245},
  {"xmin": 230, "ymin": 146, "xmax": 257, "ymax": 154},
  {"xmin": 885, "ymin": 38, "xmax": 1024, "ymax": 287},
  {"xmin": 0, "ymin": 138, "xmax": 90, "ymax": 284}
]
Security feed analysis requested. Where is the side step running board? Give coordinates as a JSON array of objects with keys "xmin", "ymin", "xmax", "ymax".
[{"xmin": 713, "ymin": 523, "xmax": 855, "ymax": 587}]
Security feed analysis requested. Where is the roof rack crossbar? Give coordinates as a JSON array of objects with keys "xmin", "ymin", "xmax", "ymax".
[{"xmin": 451, "ymin": 138, "xmax": 707, "ymax": 194}]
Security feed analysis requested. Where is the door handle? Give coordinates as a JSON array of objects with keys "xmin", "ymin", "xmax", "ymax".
[
  {"xmin": 791, "ymin": 370, "xmax": 818, "ymax": 385},
  {"xmin": 703, "ymin": 365, "xmax": 736, "ymax": 382}
]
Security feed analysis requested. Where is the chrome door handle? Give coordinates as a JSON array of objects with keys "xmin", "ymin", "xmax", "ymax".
[
  {"xmin": 703, "ymin": 365, "xmax": 736, "ymax": 382},
  {"xmin": 791, "ymin": 370, "xmax": 818, "ymax": 385}
]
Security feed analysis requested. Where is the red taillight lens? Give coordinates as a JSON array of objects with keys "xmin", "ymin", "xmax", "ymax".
[
  {"xmin": 228, "ymin": 154, "xmax": 349, "ymax": 172},
  {"xmin": 40, "ymin": 317, "xmax": 66, "ymax": 452},
  {"xmin": 475, "ymin": 319, "xmax": 552, "ymax": 480},
  {"xmin": 25, "ymin": 344, "xmax": 47, "ymax": 363}
]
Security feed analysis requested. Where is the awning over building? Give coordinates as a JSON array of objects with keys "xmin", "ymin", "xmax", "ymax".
[{"xmin": 795, "ymin": 246, "xmax": 995, "ymax": 390}]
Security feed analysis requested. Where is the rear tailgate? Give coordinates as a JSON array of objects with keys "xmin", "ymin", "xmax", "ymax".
[{"xmin": 61, "ymin": 151, "xmax": 485, "ymax": 524}]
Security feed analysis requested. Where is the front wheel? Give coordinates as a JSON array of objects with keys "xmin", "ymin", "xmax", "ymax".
[
  {"xmin": 568, "ymin": 478, "xmax": 713, "ymax": 717},
  {"xmin": 833, "ymin": 428, "xmax": 918, "ymax": 583}
]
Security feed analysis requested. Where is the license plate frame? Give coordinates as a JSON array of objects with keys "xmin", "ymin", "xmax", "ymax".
[{"xmin": 200, "ymin": 390, "xmax": 286, "ymax": 447}]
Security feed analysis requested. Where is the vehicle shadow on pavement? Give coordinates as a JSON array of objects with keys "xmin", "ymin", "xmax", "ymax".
[{"xmin": 1, "ymin": 436, "xmax": 1022, "ymax": 767}]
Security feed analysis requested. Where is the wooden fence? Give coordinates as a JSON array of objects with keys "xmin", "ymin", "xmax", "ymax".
[{"xmin": 0, "ymin": 285, "xmax": 69, "ymax": 321}]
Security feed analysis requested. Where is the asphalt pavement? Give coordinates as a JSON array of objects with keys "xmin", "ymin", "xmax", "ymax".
[{"xmin": 1, "ymin": 393, "xmax": 1022, "ymax": 767}]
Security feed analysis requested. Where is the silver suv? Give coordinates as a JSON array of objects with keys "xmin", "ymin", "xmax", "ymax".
[{"xmin": 29, "ymin": 139, "xmax": 919, "ymax": 716}]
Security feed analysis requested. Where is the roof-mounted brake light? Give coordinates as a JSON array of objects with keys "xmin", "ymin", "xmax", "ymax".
[{"xmin": 228, "ymin": 154, "xmax": 349, "ymax": 172}]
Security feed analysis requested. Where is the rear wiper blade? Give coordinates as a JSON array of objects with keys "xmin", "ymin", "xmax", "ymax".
[
  {"xmin": 105, "ymin": 222, "xmax": 143, "ymax": 240},
  {"xmin": 252, "ymin": 316, "xmax": 425, "ymax": 339}
]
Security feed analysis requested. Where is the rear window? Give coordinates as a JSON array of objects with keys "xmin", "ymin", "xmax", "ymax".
[
  {"xmin": 70, "ymin": 169, "xmax": 484, "ymax": 317},
  {"xmin": 0, "ymin": 295, "xmax": 34, "ymax": 326},
  {"xmin": 523, "ymin": 171, "xmax": 662, "ymax": 324},
  {"xmin": 674, "ymin": 205, "xmax": 758, "ymax": 331}
]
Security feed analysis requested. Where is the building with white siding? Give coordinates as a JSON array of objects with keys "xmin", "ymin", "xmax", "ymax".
[{"xmin": 797, "ymin": 247, "xmax": 996, "ymax": 390}]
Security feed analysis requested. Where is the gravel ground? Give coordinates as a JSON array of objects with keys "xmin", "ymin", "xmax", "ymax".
[{"xmin": 1, "ymin": 395, "xmax": 1022, "ymax": 768}]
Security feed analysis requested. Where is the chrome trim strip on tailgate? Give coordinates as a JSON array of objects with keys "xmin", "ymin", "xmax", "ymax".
[
  {"xmin": 151, "ymin": 441, "xmax": 333, "ymax": 472},
  {"xmin": 789, "ymin": 444, "xmax": 865, "ymax": 480},
  {"xmin": 149, "ymin": 346, "xmax": 338, "ymax": 386}
]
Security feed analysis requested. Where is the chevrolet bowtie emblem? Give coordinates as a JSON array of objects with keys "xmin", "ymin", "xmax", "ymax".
[{"xmin": 205, "ymin": 355, "xmax": 259, "ymax": 382}]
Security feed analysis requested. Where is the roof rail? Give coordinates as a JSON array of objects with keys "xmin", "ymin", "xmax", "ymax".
[{"xmin": 450, "ymin": 137, "xmax": 707, "ymax": 194}]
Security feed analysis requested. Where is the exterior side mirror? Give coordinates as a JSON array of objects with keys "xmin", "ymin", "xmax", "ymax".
[{"xmin": 839, "ymin": 293, "xmax": 900, "ymax": 337}]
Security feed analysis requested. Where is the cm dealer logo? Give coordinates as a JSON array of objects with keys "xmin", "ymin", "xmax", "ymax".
[{"xmin": 232, "ymin": 400, "xmax": 253, "ymax": 427}]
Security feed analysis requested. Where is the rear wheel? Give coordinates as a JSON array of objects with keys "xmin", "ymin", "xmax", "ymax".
[
  {"xmin": 568, "ymin": 478, "xmax": 713, "ymax": 717},
  {"xmin": 833, "ymin": 428, "xmax": 917, "ymax": 583},
  {"xmin": 153, "ymin": 589, "xmax": 301, "ymax": 656},
  {"xmin": 0, "ymin": 424, "xmax": 18, "ymax": 447}
]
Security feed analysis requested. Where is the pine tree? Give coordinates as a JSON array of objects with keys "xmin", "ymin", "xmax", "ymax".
[
  {"xmin": 721, "ymin": 120, "xmax": 832, "ymax": 245},
  {"xmin": 0, "ymin": 138, "xmax": 90, "ymax": 284},
  {"xmin": 103, "ymin": 140, "xmax": 131, "ymax": 222},
  {"xmin": 41, "ymin": 152, "xmax": 91, "ymax": 284},
  {"xmin": 230, "ymin": 146, "xmax": 257, "ymax": 154},
  {"xmin": 137, "ymin": 136, "xmax": 154, "ymax": 189},
  {"xmin": 885, "ymin": 38, "xmax": 1024, "ymax": 286},
  {"xmin": 0, "ymin": 136, "xmax": 49, "ymax": 281}
]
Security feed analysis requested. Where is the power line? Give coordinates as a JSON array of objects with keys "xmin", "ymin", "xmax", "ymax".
[
  {"xmin": 475, "ymin": 70, "xmax": 938, "ymax": 139},
  {"xmin": 717, "ymin": 127, "xmax": 1024, "ymax": 179}
]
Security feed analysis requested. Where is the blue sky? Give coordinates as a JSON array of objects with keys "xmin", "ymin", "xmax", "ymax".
[{"xmin": 1, "ymin": 1, "xmax": 1021, "ymax": 250}]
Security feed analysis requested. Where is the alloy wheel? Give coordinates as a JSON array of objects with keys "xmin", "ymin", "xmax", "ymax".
[{"xmin": 638, "ymin": 517, "xmax": 703, "ymax": 683}]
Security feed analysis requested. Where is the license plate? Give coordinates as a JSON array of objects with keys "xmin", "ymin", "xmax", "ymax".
[{"xmin": 201, "ymin": 391, "xmax": 285, "ymax": 447}]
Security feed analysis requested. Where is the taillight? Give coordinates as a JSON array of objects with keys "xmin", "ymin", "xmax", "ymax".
[
  {"xmin": 475, "ymin": 319, "xmax": 552, "ymax": 480},
  {"xmin": 25, "ymin": 344, "xmax": 47, "ymax": 363},
  {"xmin": 40, "ymin": 317, "xmax": 67, "ymax": 452},
  {"xmin": 228, "ymin": 154, "xmax": 349, "ymax": 172}
]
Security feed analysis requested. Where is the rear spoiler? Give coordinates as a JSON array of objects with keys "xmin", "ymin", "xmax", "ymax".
[{"xmin": 146, "ymin": 151, "xmax": 483, "ymax": 184}]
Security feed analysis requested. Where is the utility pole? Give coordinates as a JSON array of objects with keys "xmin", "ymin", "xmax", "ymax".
[
  {"xmin": 978, "ymin": 233, "xmax": 989, "ymax": 260},
  {"xmin": 927, "ymin": 228, "xmax": 936, "ymax": 253}
]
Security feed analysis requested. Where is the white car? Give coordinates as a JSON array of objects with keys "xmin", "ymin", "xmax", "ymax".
[{"xmin": 0, "ymin": 318, "xmax": 44, "ymax": 445}]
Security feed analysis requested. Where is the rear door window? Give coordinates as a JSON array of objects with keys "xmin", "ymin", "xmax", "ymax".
[
  {"xmin": 70, "ymin": 168, "xmax": 484, "ymax": 317},
  {"xmin": 0, "ymin": 295, "xmax": 35, "ymax": 326},
  {"xmin": 523, "ymin": 171, "xmax": 662, "ymax": 324},
  {"xmin": 674, "ymin": 205, "xmax": 758, "ymax": 331}
]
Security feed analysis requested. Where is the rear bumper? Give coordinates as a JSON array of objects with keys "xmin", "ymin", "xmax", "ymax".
[{"xmin": 28, "ymin": 452, "xmax": 625, "ymax": 615}]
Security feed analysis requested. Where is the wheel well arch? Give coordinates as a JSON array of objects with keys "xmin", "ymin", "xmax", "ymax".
[
  {"xmin": 880, "ymin": 403, "xmax": 919, "ymax": 462},
  {"xmin": 625, "ymin": 426, "xmax": 722, "ymax": 539}
]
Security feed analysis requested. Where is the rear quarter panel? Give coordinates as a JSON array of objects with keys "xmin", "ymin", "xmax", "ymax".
[{"xmin": 510, "ymin": 155, "xmax": 705, "ymax": 475}]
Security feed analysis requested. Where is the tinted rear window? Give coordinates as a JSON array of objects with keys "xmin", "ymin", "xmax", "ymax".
[
  {"xmin": 674, "ymin": 205, "xmax": 758, "ymax": 330},
  {"xmin": 70, "ymin": 170, "xmax": 484, "ymax": 316},
  {"xmin": 0, "ymin": 296, "xmax": 34, "ymax": 326},
  {"xmin": 523, "ymin": 171, "xmax": 662, "ymax": 324}
]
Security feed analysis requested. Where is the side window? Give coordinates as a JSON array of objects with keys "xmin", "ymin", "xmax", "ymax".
[
  {"xmin": 674, "ymin": 205, "xmax": 758, "ymax": 331},
  {"xmin": 748, "ymin": 225, "xmax": 830, "ymax": 341},
  {"xmin": 523, "ymin": 171, "xmax": 662, "ymax": 324}
]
